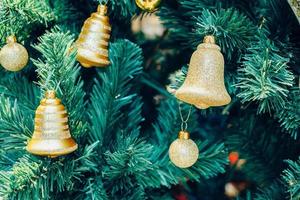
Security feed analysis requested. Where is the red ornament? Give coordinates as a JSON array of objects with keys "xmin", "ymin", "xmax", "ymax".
[
  {"xmin": 175, "ymin": 193, "xmax": 188, "ymax": 200},
  {"xmin": 229, "ymin": 151, "xmax": 239, "ymax": 165}
]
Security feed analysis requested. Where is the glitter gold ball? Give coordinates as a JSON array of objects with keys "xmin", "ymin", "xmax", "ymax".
[
  {"xmin": 175, "ymin": 35, "xmax": 231, "ymax": 109},
  {"xmin": 76, "ymin": 5, "xmax": 111, "ymax": 68},
  {"xmin": 169, "ymin": 131, "xmax": 199, "ymax": 168},
  {"xmin": 0, "ymin": 35, "xmax": 28, "ymax": 72},
  {"xmin": 26, "ymin": 90, "xmax": 78, "ymax": 158},
  {"xmin": 135, "ymin": 0, "xmax": 162, "ymax": 12}
]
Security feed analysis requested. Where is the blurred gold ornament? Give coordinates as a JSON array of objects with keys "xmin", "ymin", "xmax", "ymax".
[
  {"xmin": 169, "ymin": 131, "xmax": 199, "ymax": 168},
  {"xmin": 225, "ymin": 182, "xmax": 240, "ymax": 198},
  {"xmin": 131, "ymin": 13, "xmax": 165, "ymax": 39},
  {"xmin": 0, "ymin": 35, "xmax": 28, "ymax": 71},
  {"xmin": 135, "ymin": 0, "xmax": 161, "ymax": 12},
  {"xmin": 175, "ymin": 35, "xmax": 231, "ymax": 109},
  {"xmin": 236, "ymin": 159, "xmax": 246, "ymax": 169},
  {"xmin": 225, "ymin": 182, "xmax": 248, "ymax": 198},
  {"xmin": 76, "ymin": 5, "xmax": 111, "ymax": 68},
  {"xmin": 26, "ymin": 90, "xmax": 78, "ymax": 158}
]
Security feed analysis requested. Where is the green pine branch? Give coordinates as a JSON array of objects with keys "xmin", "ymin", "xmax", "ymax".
[
  {"xmin": 81, "ymin": 177, "xmax": 108, "ymax": 200},
  {"xmin": 0, "ymin": 156, "xmax": 45, "ymax": 199},
  {"xmin": 254, "ymin": 180, "xmax": 285, "ymax": 200},
  {"xmin": 0, "ymin": 0, "xmax": 55, "ymax": 43},
  {"xmin": 0, "ymin": 75, "xmax": 38, "ymax": 155},
  {"xmin": 93, "ymin": 0, "xmax": 137, "ymax": 20},
  {"xmin": 276, "ymin": 87, "xmax": 300, "ymax": 139},
  {"xmin": 88, "ymin": 39, "xmax": 143, "ymax": 147},
  {"xmin": 0, "ymin": 75, "xmax": 40, "ymax": 111},
  {"xmin": 194, "ymin": 8, "xmax": 256, "ymax": 60},
  {"xmin": 224, "ymin": 112, "xmax": 296, "ymax": 188},
  {"xmin": 87, "ymin": 39, "xmax": 145, "ymax": 199},
  {"xmin": 109, "ymin": 0, "xmax": 137, "ymax": 20},
  {"xmin": 237, "ymin": 30, "xmax": 294, "ymax": 114},
  {"xmin": 0, "ymin": 143, "xmax": 99, "ymax": 200},
  {"xmin": 0, "ymin": 97, "xmax": 33, "ymax": 157},
  {"xmin": 47, "ymin": 0, "xmax": 81, "ymax": 28},
  {"xmin": 179, "ymin": 0, "xmax": 257, "ymax": 16},
  {"xmin": 103, "ymin": 137, "xmax": 150, "ymax": 199},
  {"xmin": 159, "ymin": 5, "xmax": 256, "ymax": 61},
  {"xmin": 282, "ymin": 157, "xmax": 300, "ymax": 200}
]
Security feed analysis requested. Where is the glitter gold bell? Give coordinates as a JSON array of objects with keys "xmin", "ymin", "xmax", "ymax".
[
  {"xmin": 26, "ymin": 90, "xmax": 78, "ymax": 157},
  {"xmin": 0, "ymin": 35, "xmax": 29, "ymax": 72},
  {"xmin": 76, "ymin": 5, "xmax": 111, "ymax": 68},
  {"xmin": 135, "ymin": 0, "xmax": 162, "ymax": 12},
  {"xmin": 175, "ymin": 35, "xmax": 231, "ymax": 109},
  {"xmin": 169, "ymin": 131, "xmax": 199, "ymax": 168}
]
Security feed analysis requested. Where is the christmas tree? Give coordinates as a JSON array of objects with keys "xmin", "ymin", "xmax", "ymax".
[{"xmin": 0, "ymin": 0, "xmax": 299, "ymax": 199}]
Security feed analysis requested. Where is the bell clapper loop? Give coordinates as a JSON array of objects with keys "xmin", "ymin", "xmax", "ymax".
[{"xmin": 178, "ymin": 103, "xmax": 192, "ymax": 135}]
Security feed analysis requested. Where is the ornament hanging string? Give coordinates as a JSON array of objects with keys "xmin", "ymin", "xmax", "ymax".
[
  {"xmin": 7, "ymin": 7, "xmax": 14, "ymax": 37},
  {"xmin": 169, "ymin": 103, "xmax": 199, "ymax": 168},
  {"xmin": 178, "ymin": 103, "xmax": 192, "ymax": 131},
  {"xmin": 98, "ymin": 0, "xmax": 109, "ymax": 5}
]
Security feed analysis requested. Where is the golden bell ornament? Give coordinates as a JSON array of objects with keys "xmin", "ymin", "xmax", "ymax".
[
  {"xmin": 135, "ymin": 0, "xmax": 162, "ymax": 12},
  {"xmin": 0, "ymin": 35, "xmax": 29, "ymax": 72},
  {"xmin": 76, "ymin": 5, "xmax": 111, "ymax": 68},
  {"xmin": 175, "ymin": 35, "xmax": 231, "ymax": 109},
  {"xmin": 26, "ymin": 90, "xmax": 78, "ymax": 157},
  {"xmin": 169, "ymin": 131, "xmax": 199, "ymax": 168}
]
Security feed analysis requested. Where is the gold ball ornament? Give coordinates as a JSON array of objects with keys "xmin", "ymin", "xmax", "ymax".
[
  {"xmin": 76, "ymin": 5, "xmax": 111, "ymax": 68},
  {"xmin": 26, "ymin": 90, "xmax": 78, "ymax": 158},
  {"xmin": 135, "ymin": 0, "xmax": 162, "ymax": 12},
  {"xmin": 131, "ymin": 13, "xmax": 165, "ymax": 39},
  {"xmin": 169, "ymin": 131, "xmax": 199, "ymax": 168},
  {"xmin": 0, "ymin": 35, "xmax": 29, "ymax": 71},
  {"xmin": 175, "ymin": 35, "xmax": 231, "ymax": 109}
]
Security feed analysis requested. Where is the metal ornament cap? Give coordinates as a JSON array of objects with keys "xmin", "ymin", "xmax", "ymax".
[
  {"xmin": 0, "ymin": 35, "xmax": 28, "ymax": 72},
  {"xmin": 178, "ymin": 130, "xmax": 190, "ymax": 139},
  {"xmin": 76, "ymin": 5, "xmax": 111, "ymax": 68},
  {"xmin": 26, "ymin": 90, "xmax": 78, "ymax": 158},
  {"xmin": 175, "ymin": 35, "xmax": 231, "ymax": 109},
  {"xmin": 169, "ymin": 131, "xmax": 199, "ymax": 168}
]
